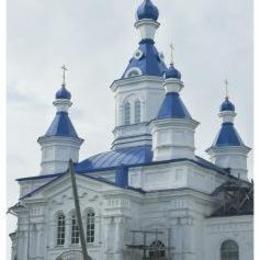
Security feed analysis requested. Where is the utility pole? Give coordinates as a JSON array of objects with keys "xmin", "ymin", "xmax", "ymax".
[{"xmin": 69, "ymin": 160, "xmax": 92, "ymax": 260}]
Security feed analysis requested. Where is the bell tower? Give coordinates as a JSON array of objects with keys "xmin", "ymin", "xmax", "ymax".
[{"xmin": 111, "ymin": 0, "xmax": 167, "ymax": 150}]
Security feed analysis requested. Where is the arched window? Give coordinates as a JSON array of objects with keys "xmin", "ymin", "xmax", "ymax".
[
  {"xmin": 125, "ymin": 67, "xmax": 142, "ymax": 78},
  {"xmin": 134, "ymin": 100, "xmax": 141, "ymax": 123},
  {"xmin": 149, "ymin": 240, "xmax": 166, "ymax": 258},
  {"xmin": 124, "ymin": 102, "xmax": 131, "ymax": 125},
  {"xmin": 128, "ymin": 70, "xmax": 140, "ymax": 78},
  {"xmin": 71, "ymin": 214, "xmax": 80, "ymax": 244},
  {"xmin": 86, "ymin": 210, "xmax": 95, "ymax": 243},
  {"xmin": 56, "ymin": 213, "xmax": 66, "ymax": 246},
  {"xmin": 221, "ymin": 240, "xmax": 239, "ymax": 260},
  {"xmin": 56, "ymin": 250, "xmax": 83, "ymax": 260}
]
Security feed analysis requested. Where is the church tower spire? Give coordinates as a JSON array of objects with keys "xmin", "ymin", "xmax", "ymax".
[
  {"xmin": 151, "ymin": 52, "xmax": 199, "ymax": 161},
  {"xmin": 206, "ymin": 82, "xmax": 251, "ymax": 180},
  {"xmin": 110, "ymin": 0, "xmax": 167, "ymax": 150},
  {"xmin": 38, "ymin": 66, "xmax": 84, "ymax": 175}
]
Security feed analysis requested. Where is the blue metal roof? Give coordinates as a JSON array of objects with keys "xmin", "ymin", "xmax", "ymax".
[
  {"xmin": 220, "ymin": 97, "xmax": 235, "ymax": 112},
  {"xmin": 17, "ymin": 155, "xmax": 231, "ymax": 183},
  {"xmin": 136, "ymin": 0, "xmax": 159, "ymax": 21},
  {"xmin": 75, "ymin": 145, "xmax": 153, "ymax": 172},
  {"xmin": 157, "ymin": 92, "xmax": 192, "ymax": 120},
  {"xmin": 164, "ymin": 64, "xmax": 181, "ymax": 79},
  {"xmin": 55, "ymin": 85, "xmax": 71, "ymax": 100},
  {"xmin": 122, "ymin": 39, "xmax": 167, "ymax": 78},
  {"xmin": 45, "ymin": 111, "xmax": 79, "ymax": 138},
  {"xmin": 213, "ymin": 122, "xmax": 244, "ymax": 147}
]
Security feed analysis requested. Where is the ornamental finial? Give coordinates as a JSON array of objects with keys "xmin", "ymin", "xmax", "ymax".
[
  {"xmin": 224, "ymin": 78, "xmax": 229, "ymax": 99},
  {"xmin": 170, "ymin": 42, "xmax": 175, "ymax": 65},
  {"xmin": 61, "ymin": 65, "xmax": 68, "ymax": 86}
]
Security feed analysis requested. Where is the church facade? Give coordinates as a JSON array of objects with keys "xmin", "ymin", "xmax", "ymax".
[{"xmin": 9, "ymin": 1, "xmax": 253, "ymax": 260}]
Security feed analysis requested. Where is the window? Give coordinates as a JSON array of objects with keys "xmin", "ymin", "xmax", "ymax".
[
  {"xmin": 86, "ymin": 210, "xmax": 95, "ymax": 243},
  {"xmin": 134, "ymin": 100, "xmax": 141, "ymax": 123},
  {"xmin": 221, "ymin": 240, "xmax": 239, "ymax": 260},
  {"xmin": 56, "ymin": 213, "xmax": 65, "ymax": 246},
  {"xmin": 124, "ymin": 102, "xmax": 131, "ymax": 125},
  {"xmin": 149, "ymin": 240, "xmax": 166, "ymax": 258},
  {"xmin": 71, "ymin": 215, "xmax": 80, "ymax": 244},
  {"xmin": 128, "ymin": 70, "xmax": 140, "ymax": 78},
  {"xmin": 125, "ymin": 67, "xmax": 142, "ymax": 78},
  {"xmin": 56, "ymin": 251, "xmax": 83, "ymax": 260}
]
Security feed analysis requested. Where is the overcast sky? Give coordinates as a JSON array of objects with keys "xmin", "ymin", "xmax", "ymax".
[{"xmin": 7, "ymin": 0, "xmax": 253, "ymax": 257}]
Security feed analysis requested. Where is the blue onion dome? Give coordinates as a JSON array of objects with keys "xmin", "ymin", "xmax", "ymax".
[
  {"xmin": 137, "ymin": 0, "xmax": 159, "ymax": 21},
  {"xmin": 164, "ymin": 63, "xmax": 181, "ymax": 79},
  {"xmin": 220, "ymin": 97, "xmax": 235, "ymax": 112},
  {"xmin": 55, "ymin": 84, "xmax": 72, "ymax": 100}
]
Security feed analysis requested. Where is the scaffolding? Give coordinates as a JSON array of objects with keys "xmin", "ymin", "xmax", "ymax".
[
  {"xmin": 126, "ymin": 229, "xmax": 175, "ymax": 260},
  {"xmin": 211, "ymin": 178, "xmax": 253, "ymax": 217}
]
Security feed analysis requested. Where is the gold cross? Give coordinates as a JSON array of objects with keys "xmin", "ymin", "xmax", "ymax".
[
  {"xmin": 170, "ymin": 42, "xmax": 175, "ymax": 65},
  {"xmin": 61, "ymin": 65, "xmax": 68, "ymax": 86},
  {"xmin": 224, "ymin": 78, "xmax": 229, "ymax": 98}
]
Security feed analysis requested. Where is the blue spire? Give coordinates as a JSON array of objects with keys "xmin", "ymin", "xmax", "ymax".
[
  {"xmin": 44, "ymin": 77, "xmax": 79, "ymax": 138},
  {"xmin": 136, "ymin": 0, "xmax": 159, "ymax": 21},
  {"xmin": 157, "ymin": 92, "xmax": 191, "ymax": 120},
  {"xmin": 44, "ymin": 111, "xmax": 79, "ymax": 138},
  {"xmin": 212, "ymin": 97, "xmax": 244, "ymax": 147},
  {"xmin": 213, "ymin": 123, "xmax": 244, "ymax": 147},
  {"xmin": 55, "ymin": 84, "xmax": 72, "ymax": 100},
  {"xmin": 164, "ymin": 63, "xmax": 181, "ymax": 80},
  {"xmin": 220, "ymin": 97, "xmax": 235, "ymax": 112}
]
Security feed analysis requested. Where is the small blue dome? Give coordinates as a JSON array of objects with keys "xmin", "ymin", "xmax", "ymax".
[
  {"xmin": 137, "ymin": 0, "xmax": 159, "ymax": 21},
  {"xmin": 164, "ymin": 64, "xmax": 181, "ymax": 79},
  {"xmin": 55, "ymin": 85, "xmax": 71, "ymax": 100},
  {"xmin": 220, "ymin": 97, "xmax": 235, "ymax": 112}
]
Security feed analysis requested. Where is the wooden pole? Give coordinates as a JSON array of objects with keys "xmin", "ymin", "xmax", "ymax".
[{"xmin": 69, "ymin": 160, "xmax": 92, "ymax": 260}]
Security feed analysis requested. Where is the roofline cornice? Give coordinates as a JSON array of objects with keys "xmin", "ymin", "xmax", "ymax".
[{"xmin": 110, "ymin": 75, "xmax": 164, "ymax": 92}]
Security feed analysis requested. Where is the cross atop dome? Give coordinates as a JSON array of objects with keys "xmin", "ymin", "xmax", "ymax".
[
  {"xmin": 163, "ymin": 43, "xmax": 181, "ymax": 80},
  {"xmin": 220, "ymin": 79, "xmax": 235, "ymax": 112},
  {"xmin": 170, "ymin": 42, "xmax": 175, "ymax": 65},
  {"xmin": 56, "ymin": 65, "xmax": 72, "ymax": 100},
  {"xmin": 61, "ymin": 64, "xmax": 68, "ymax": 86},
  {"xmin": 224, "ymin": 78, "xmax": 229, "ymax": 98}
]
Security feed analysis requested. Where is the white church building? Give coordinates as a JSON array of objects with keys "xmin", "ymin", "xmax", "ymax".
[{"xmin": 9, "ymin": 0, "xmax": 253, "ymax": 259}]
